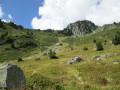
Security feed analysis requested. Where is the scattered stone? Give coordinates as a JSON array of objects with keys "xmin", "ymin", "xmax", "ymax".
[
  {"xmin": 96, "ymin": 58, "xmax": 100, "ymax": 61},
  {"xmin": 103, "ymin": 59, "xmax": 106, "ymax": 61},
  {"xmin": 0, "ymin": 62, "xmax": 26, "ymax": 89},
  {"xmin": 101, "ymin": 55, "xmax": 107, "ymax": 58},
  {"xmin": 114, "ymin": 52, "xmax": 120, "ymax": 56},
  {"xmin": 70, "ymin": 48, "xmax": 74, "ymax": 50},
  {"xmin": 92, "ymin": 54, "xmax": 111, "ymax": 61},
  {"xmin": 107, "ymin": 54, "xmax": 111, "ymax": 58},
  {"xmin": 42, "ymin": 53, "xmax": 48, "ymax": 56},
  {"xmin": 113, "ymin": 62, "xmax": 119, "ymax": 65},
  {"xmin": 60, "ymin": 62, "xmax": 63, "ymax": 64},
  {"xmin": 65, "ymin": 57, "xmax": 82, "ymax": 65},
  {"xmin": 109, "ymin": 41, "xmax": 112, "ymax": 44},
  {"xmin": 93, "ymin": 48, "xmax": 97, "ymax": 50}
]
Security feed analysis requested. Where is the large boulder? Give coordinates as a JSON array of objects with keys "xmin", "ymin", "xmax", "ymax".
[
  {"xmin": 0, "ymin": 62, "xmax": 26, "ymax": 89},
  {"xmin": 55, "ymin": 43, "xmax": 63, "ymax": 46},
  {"xmin": 65, "ymin": 57, "xmax": 82, "ymax": 65}
]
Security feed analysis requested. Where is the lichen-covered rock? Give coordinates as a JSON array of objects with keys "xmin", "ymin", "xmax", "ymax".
[
  {"xmin": 65, "ymin": 57, "xmax": 82, "ymax": 65},
  {"xmin": 0, "ymin": 62, "xmax": 26, "ymax": 89}
]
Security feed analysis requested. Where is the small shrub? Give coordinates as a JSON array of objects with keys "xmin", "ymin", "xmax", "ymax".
[
  {"xmin": 48, "ymin": 49, "xmax": 58, "ymax": 59},
  {"xmin": 83, "ymin": 47, "xmax": 88, "ymax": 51},
  {"xmin": 84, "ymin": 85, "xmax": 91, "ymax": 89},
  {"xmin": 18, "ymin": 58, "xmax": 23, "ymax": 62},
  {"xmin": 35, "ymin": 58, "xmax": 40, "ymax": 60},
  {"xmin": 96, "ymin": 42, "xmax": 104, "ymax": 51},
  {"xmin": 93, "ymin": 39, "xmax": 96, "ymax": 43},
  {"xmin": 104, "ymin": 40, "xmax": 107, "ymax": 43}
]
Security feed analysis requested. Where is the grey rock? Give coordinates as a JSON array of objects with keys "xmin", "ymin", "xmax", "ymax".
[
  {"xmin": 93, "ymin": 48, "xmax": 97, "ymax": 50},
  {"xmin": 63, "ymin": 20, "xmax": 98, "ymax": 37},
  {"xmin": 114, "ymin": 52, "xmax": 120, "ymax": 56},
  {"xmin": 42, "ymin": 53, "xmax": 48, "ymax": 56},
  {"xmin": 107, "ymin": 54, "xmax": 111, "ymax": 58},
  {"xmin": 55, "ymin": 43, "xmax": 63, "ymax": 46},
  {"xmin": 0, "ymin": 62, "xmax": 26, "ymax": 89},
  {"xmin": 92, "ymin": 54, "xmax": 111, "ymax": 60},
  {"xmin": 101, "ymin": 55, "xmax": 107, "ymax": 58},
  {"xmin": 113, "ymin": 62, "xmax": 119, "ymax": 64},
  {"xmin": 70, "ymin": 48, "xmax": 74, "ymax": 50},
  {"xmin": 65, "ymin": 57, "xmax": 82, "ymax": 65}
]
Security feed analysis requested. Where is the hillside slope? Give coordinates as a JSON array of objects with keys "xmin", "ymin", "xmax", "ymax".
[
  {"xmin": 11, "ymin": 23, "xmax": 120, "ymax": 89},
  {"xmin": 0, "ymin": 20, "xmax": 61, "ymax": 62}
]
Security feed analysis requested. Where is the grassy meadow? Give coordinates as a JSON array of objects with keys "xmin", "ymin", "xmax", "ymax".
[{"xmin": 9, "ymin": 26, "xmax": 120, "ymax": 89}]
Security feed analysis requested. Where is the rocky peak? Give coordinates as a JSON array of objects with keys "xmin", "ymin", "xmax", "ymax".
[{"xmin": 63, "ymin": 20, "xmax": 98, "ymax": 37}]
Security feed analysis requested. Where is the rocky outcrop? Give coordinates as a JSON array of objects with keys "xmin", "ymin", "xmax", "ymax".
[
  {"xmin": 93, "ymin": 22, "xmax": 120, "ymax": 33},
  {"xmin": 61, "ymin": 20, "xmax": 120, "ymax": 37},
  {"xmin": 0, "ymin": 62, "xmax": 26, "ymax": 89},
  {"xmin": 62, "ymin": 20, "xmax": 98, "ymax": 37},
  {"xmin": 65, "ymin": 57, "xmax": 82, "ymax": 65}
]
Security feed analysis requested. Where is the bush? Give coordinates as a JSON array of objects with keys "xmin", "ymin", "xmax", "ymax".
[
  {"xmin": 18, "ymin": 58, "xmax": 23, "ymax": 62},
  {"xmin": 93, "ymin": 39, "xmax": 96, "ymax": 43},
  {"xmin": 96, "ymin": 42, "xmax": 104, "ymax": 51},
  {"xmin": 35, "ymin": 58, "xmax": 40, "ymax": 60},
  {"xmin": 48, "ymin": 49, "xmax": 58, "ymax": 59},
  {"xmin": 83, "ymin": 47, "xmax": 88, "ymax": 51}
]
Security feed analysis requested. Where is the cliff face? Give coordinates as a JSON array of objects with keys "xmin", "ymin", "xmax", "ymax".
[{"xmin": 63, "ymin": 20, "xmax": 98, "ymax": 37}]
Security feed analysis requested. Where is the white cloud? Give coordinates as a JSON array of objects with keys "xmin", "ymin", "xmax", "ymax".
[
  {"xmin": 2, "ymin": 19, "xmax": 10, "ymax": 23},
  {"xmin": 8, "ymin": 14, "xmax": 13, "ymax": 19},
  {"xmin": 0, "ymin": 7, "xmax": 4, "ymax": 18},
  {"xmin": 31, "ymin": 0, "xmax": 120, "ymax": 30},
  {"xmin": 86, "ymin": 0, "xmax": 120, "ymax": 26},
  {"xmin": 2, "ymin": 19, "xmax": 7, "ymax": 22}
]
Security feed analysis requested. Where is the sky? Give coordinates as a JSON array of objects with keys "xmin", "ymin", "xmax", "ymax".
[
  {"xmin": 0, "ymin": 0, "xmax": 120, "ymax": 30},
  {"xmin": 0, "ymin": 0, "xmax": 44, "ymax": 29}
]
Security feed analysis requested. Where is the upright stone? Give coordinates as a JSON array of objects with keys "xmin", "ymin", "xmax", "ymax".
[{"xmin": 0, "ymin": 62, "xmax": 26, "ymax": 89}]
